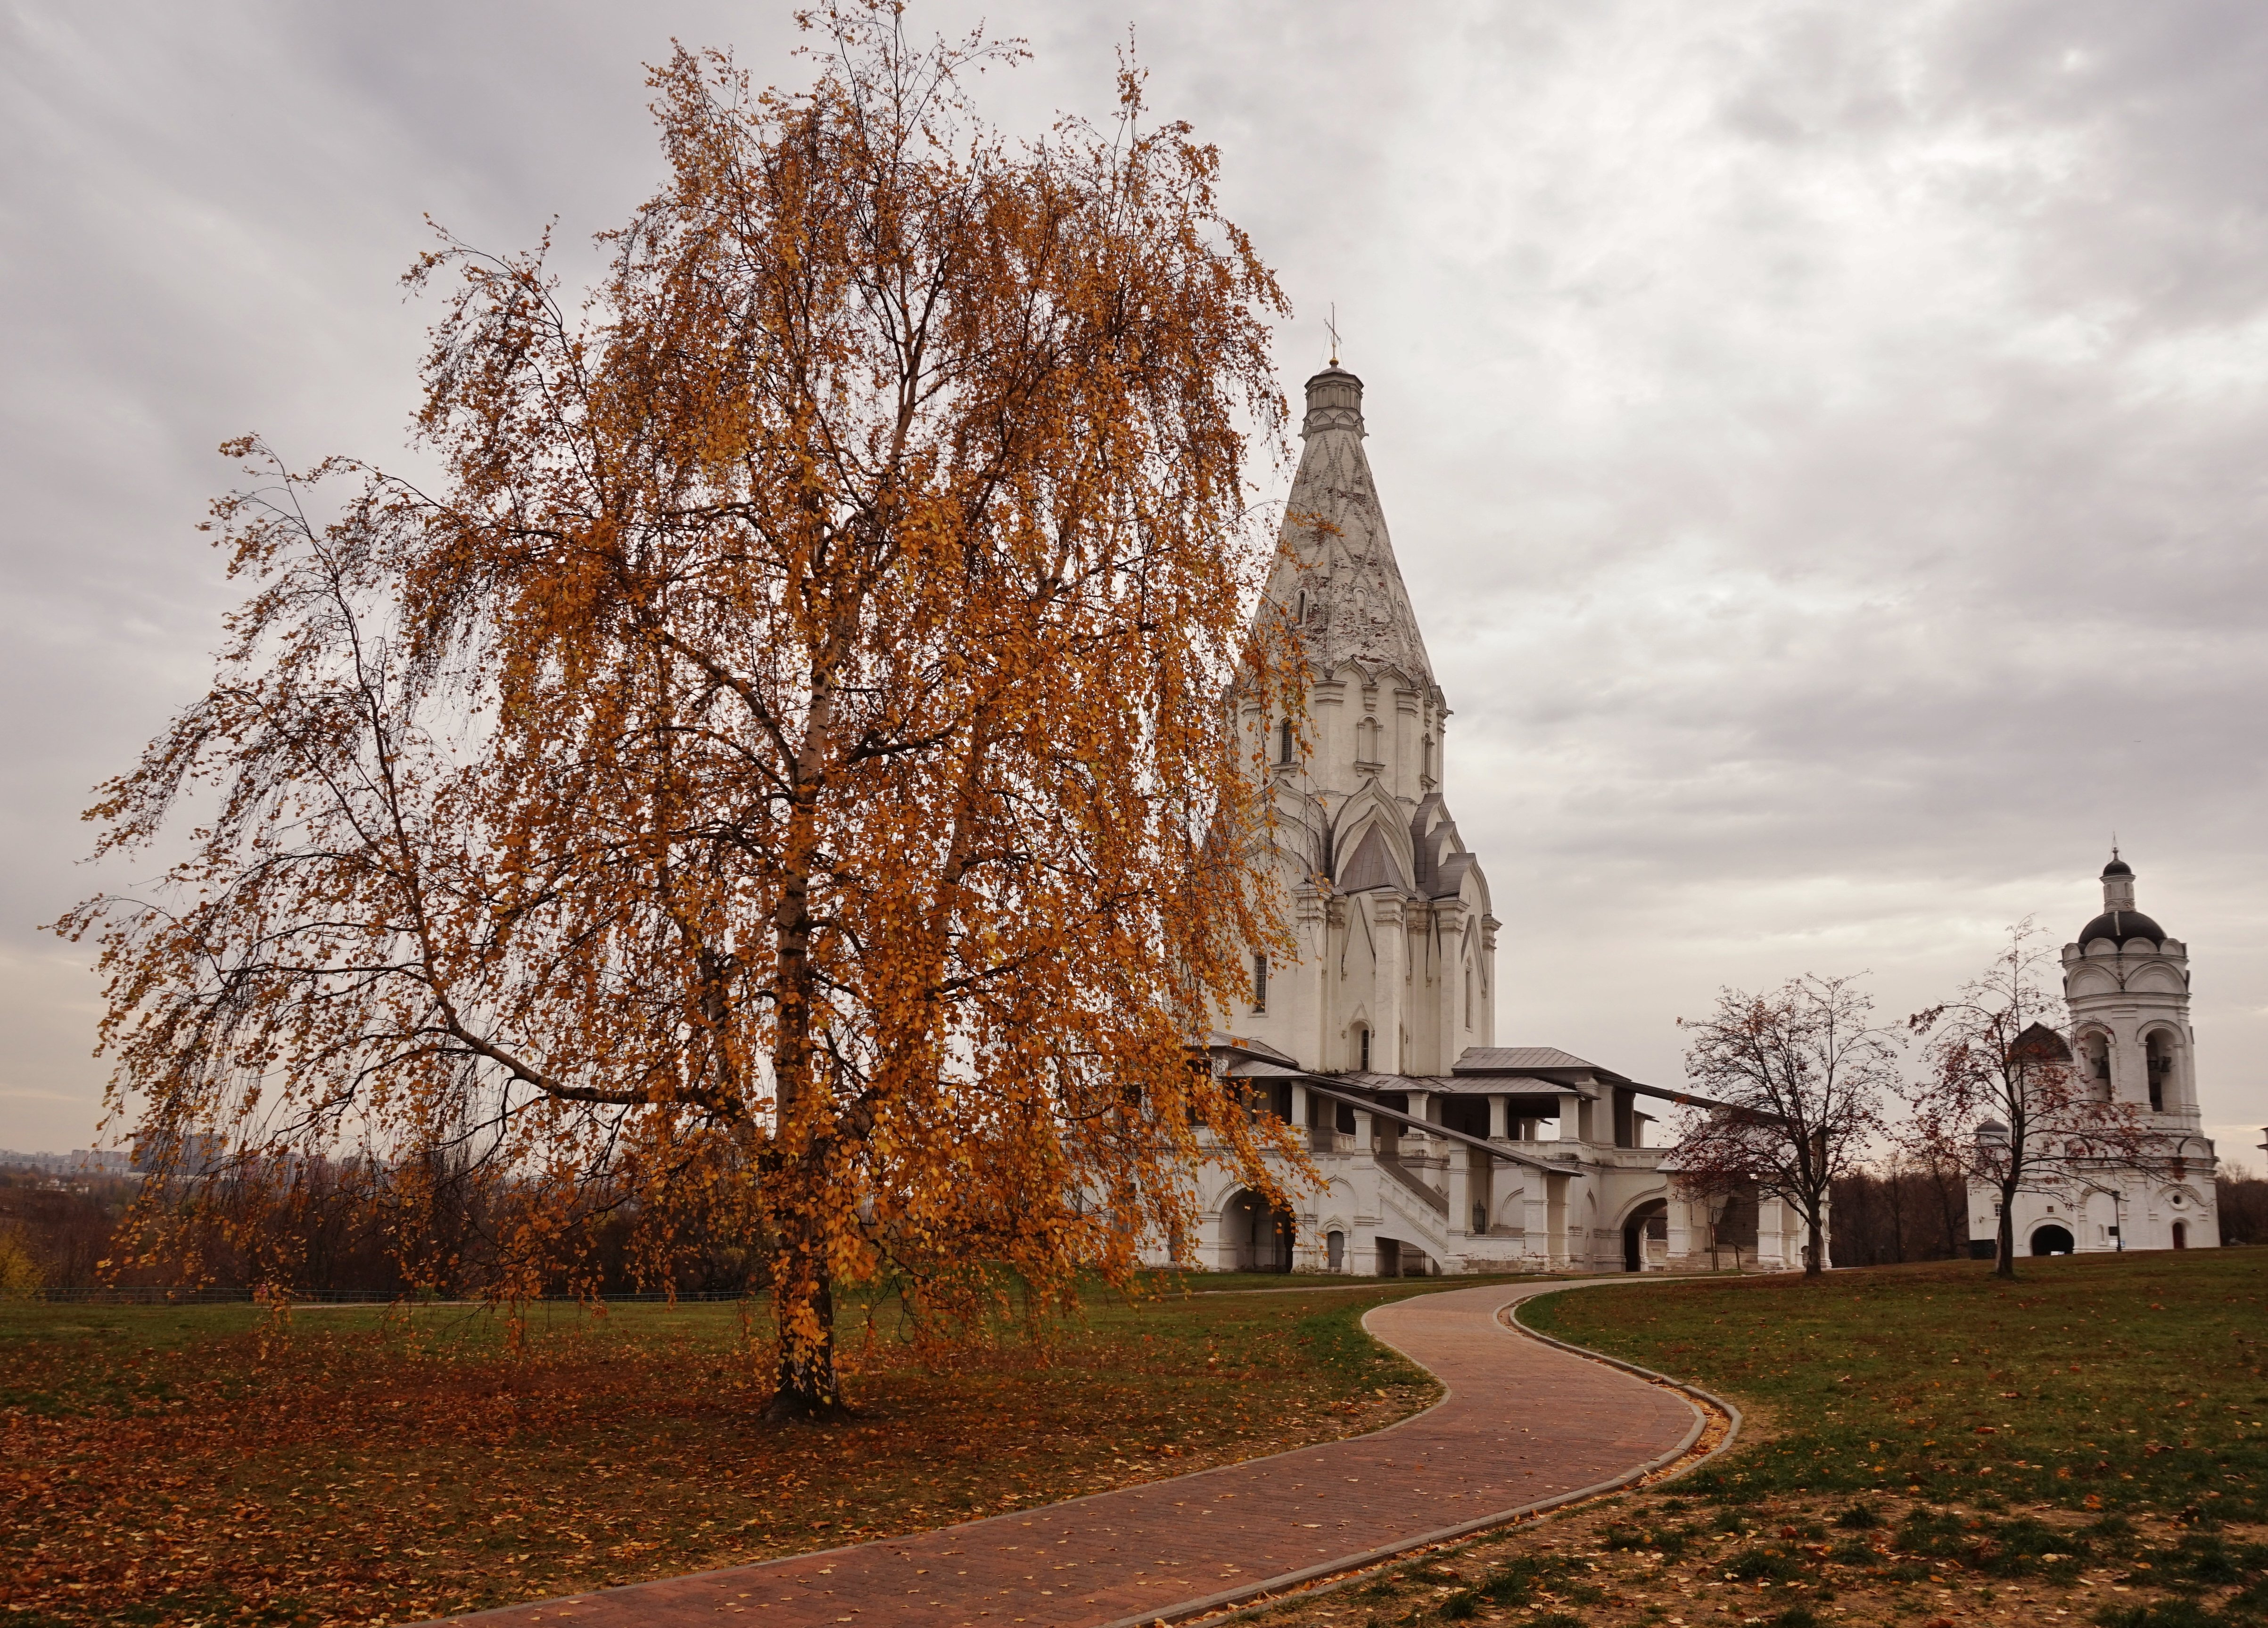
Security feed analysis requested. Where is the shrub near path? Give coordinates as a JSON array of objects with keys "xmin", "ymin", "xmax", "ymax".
[
  {"xmin": 0, "ymin": 1281, "xmax": 1459, "ymax": 1627},
  {"xmin": 1240, "ymin": 1251, "xmax": 2268, "ymax": 1628}
]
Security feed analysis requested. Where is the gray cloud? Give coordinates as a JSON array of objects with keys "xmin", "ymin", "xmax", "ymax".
[{"xmin": 3, "ymin": 0, "xmax": 2263, "ymax": 1169}]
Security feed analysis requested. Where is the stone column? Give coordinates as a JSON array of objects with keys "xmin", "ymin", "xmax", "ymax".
[
  {"xmin": 1445, "ymin": 1153, "xmax": 1471, "ymax": 1268},
  {"xmin": 1371, "ymin": 895, "xmax": 1407, "ymax": 1072},
  {"xmin": 1757, "ymin": 1195, "xmax": 1787, "ymax": 1269},
  {"xmin": 1291, "ymin": 882, "xmax": 1327, "ymax": 1068},
  {"xmin": 1480, "ymin": 913, "xmax": 1501, "ymax": 1045},
  {"xmin": 1521, "ymin": 1167, "xmax": 1552, "ymax": 1269},
  {"xmin": 1321, "ymin": 895, "xmax": 1347, "ymax": 1068},
  {"xmin": 1350, "ymin": 1231, "xmax": 1378, "ymax": 1276},
  {"xmin": 1665, "ymin": 1181, "xmax": 1697, "ymax": 1266},
  {"xmin": 1434, "ymin": 898, "xmax": 1468, "ymax": 1075},
  {"xmin": 1554, "ymin": 1175, "xmax": 1579, "ymax": 1269}
]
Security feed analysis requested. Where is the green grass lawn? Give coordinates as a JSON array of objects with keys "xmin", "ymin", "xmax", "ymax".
[
  {"xmin": 1525, "ymin": 1248, "xmax": 2268, "ymax": 1521},
  {"xmin": 19, "ymin": 1255, "xmax": 2263, "ymax": 1628},
  {"xmin": 0, "ymin": 1278, "xmax": 1461, "ymax": 1626},
  {"xmin": 1240, "ymin": 1250, "xmax": 2268, "ymax": 1628}
]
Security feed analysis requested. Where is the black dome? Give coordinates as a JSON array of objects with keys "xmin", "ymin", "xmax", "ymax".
[
  {"xmin": 2102, "ymin": 857, "xmax": 2133, "ymax": 878},
  {"xmin": 2078, "ymin": 909, "xmax": 2165, "ymax": 946}
]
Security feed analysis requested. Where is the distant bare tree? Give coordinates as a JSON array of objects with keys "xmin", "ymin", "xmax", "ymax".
[
  {"xmin": 1828, "ymin": 1154, "xmax": 1973, "ymax": 1265},
  {"xmin": 2219, "ymin": 1161, "xmax": 2268, "ymax": 1246},
  {"xmin": 1673, "ymin": 974, "xmax": 1897, "ymax": 1277}
]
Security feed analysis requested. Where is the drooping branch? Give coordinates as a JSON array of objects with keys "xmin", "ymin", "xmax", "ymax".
[{"xmin": 61, "ymin": 0, "xmax": 1296, "ymax": 1412}]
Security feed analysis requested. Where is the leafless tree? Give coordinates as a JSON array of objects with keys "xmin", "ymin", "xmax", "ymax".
[{"xmin": 1672, "ymin": 974, "xmax": 1897, "ymax": 1277}]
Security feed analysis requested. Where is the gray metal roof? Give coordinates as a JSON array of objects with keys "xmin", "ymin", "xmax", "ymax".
[
  {"xmin": 1205, "ymin": 1031, "xmax": 1299, "ymax": 1066},
  {"xmin": 1205, "ymin": 1037, "xmax": 1729, "ymax": 1112},
  {"xmin": 1331, "ymin": 1069, "xmax": 1585, "ymax": 1099},
  {"xmin": 1453, "ymin": 1046, "xmax": 1601, "ymax": 1073}
]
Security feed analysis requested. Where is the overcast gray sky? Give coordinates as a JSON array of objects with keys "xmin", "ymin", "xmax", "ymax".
[{"xmin": 5, "ymin": 1, "xmax": 2265, "ymax": 1171}]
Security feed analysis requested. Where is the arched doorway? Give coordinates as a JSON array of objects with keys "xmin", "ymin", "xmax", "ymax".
[
  {"xmin": 1223, "ymin": 1189, "xmax": 1294, "ymax": 1272},
  {"xmin": 1622, "ymin": 1198, "xmax": 1668, "ymax": 1272},
  {"xmin": 2029, "ymin": 1223, "xmax": 2075, "ymax": 1256},
  {"xmin": 2172, "ymin": 1221, "xmax": 2188, "ymax": 1250}
]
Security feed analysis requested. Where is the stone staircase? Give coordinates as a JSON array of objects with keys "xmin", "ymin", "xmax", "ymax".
[{"xmin": 1375, "ymin": 1156, "xmax": 1453, "ymax": 1263}]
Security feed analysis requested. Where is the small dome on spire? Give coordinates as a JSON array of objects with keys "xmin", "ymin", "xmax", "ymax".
[
  {"xmin": 2084, "ymin": 847, "xmax": 2161, "ymax": 945},
  {"xmin": 1301, "ymin": 367, "xmax": 1364, "ymax": 438}
]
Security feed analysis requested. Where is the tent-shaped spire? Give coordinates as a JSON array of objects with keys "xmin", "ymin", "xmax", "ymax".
[{"xmin": 1255, "ymin": 367, "xmax": 1434, "ymax": 685}]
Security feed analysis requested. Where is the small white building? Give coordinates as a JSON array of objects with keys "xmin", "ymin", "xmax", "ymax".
[
  {"xmin": 1968, "ymin": 854, "xmax": 2221, "ymax": 1256},
  {"xmin": 1161, "ymin": 364, "xmax": 1807, "ymax": 1277}
]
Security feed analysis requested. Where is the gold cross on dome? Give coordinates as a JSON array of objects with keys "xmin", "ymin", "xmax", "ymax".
[{"xmin": 1327, "ymin": 303, "xmax": 1341, "ymax": 368}]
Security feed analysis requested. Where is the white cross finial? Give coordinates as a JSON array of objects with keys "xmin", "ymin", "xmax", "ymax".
[{"xmin": 1327, "ymin": 303, "xmax": 1341, "ymax": 368}]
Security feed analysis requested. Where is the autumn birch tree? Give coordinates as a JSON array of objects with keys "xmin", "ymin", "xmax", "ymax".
[
  {"xmin": 1671, "ymin": 974, "xmax": 1896, "ymax": 1276},
  {"xmin": 59, "ymin": 5, "xmax": 1304, "ymax": 1417}
]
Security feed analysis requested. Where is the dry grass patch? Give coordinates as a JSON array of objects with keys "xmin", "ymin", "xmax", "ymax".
[{"xmin": 0, "ymin": 1281, "xmax": 1457, "ymax": 1625}]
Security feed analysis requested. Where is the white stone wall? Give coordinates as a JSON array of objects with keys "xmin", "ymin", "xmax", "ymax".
[
  {"xmin": 1972, "ymin": 1167, "xmax": 2218, "ymax": 1256},
  {"xmin": 1163, "ymin": 1101, "xmax": 1810, "ymax": 1277}
]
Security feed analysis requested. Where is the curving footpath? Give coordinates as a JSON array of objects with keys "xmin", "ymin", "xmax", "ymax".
[{"xmin": 436, "ymin": 1279, "xmax": 1712, "ymax": 1628}]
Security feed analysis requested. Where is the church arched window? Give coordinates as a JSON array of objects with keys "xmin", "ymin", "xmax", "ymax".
[
  {"xmin": 2145, "ymin": 1030, "xmax": 2177, "ymax": 1112},
  {"xmin": 1355, "ymin": 1024, "xmax": 1371, "ymax": 1072},
  {"xmin": 1251, "ymin": 953, "xmax": 1268, "ymax": 1013},
  {"xmin": 1278, "ymin": 716, "xmax": 1294, "ymax": 765},
  {"xmin": 1356, "ymin": 716, "xmax": 1382, "ymax": 769},
  {"xmin": 2077, "ymin": 1030, "xmax": 2111, "ymax": 1102},
  {"xmin": 1463, "ymin": 964, "xmax": 1474, "ymax": 1028}
]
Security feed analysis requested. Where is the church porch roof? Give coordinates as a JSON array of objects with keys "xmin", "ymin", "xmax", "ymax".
[
  {"xmin": 1453, "ymin": 1045, "xmax": 1601, "ymax": 1073},
  {"xmin": 1215, "ymin": 1049, "xmax": 1729, "ymax": 1114}
]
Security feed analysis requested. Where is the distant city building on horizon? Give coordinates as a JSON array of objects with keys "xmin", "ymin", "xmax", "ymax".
[{"xmin": 0, "ymin": 1148, "xmax": 136, "ymax": 1176}]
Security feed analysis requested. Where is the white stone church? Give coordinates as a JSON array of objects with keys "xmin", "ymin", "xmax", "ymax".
[
  {"xmin": 1165, "ymin": 364, "xmax": 1809, "ymax": 1277},
  {"xmin": 1965, "ymin": 854, "xmax": 2221, "ymax": 1256}
]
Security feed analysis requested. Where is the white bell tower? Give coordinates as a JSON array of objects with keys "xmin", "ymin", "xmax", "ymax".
[
  {"xmin": 2064, "ymin": 852, "xmax": 2198, "ymax": 1125},
  {"xmin": 2056, "ymin": 850, "xmax": 2219, "ymax": 1252}
]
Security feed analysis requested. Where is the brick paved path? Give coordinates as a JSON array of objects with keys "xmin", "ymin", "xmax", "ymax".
[{"xmin": 437, "ymin": 1279, "xmax": 1699, "ymax": 1628}]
